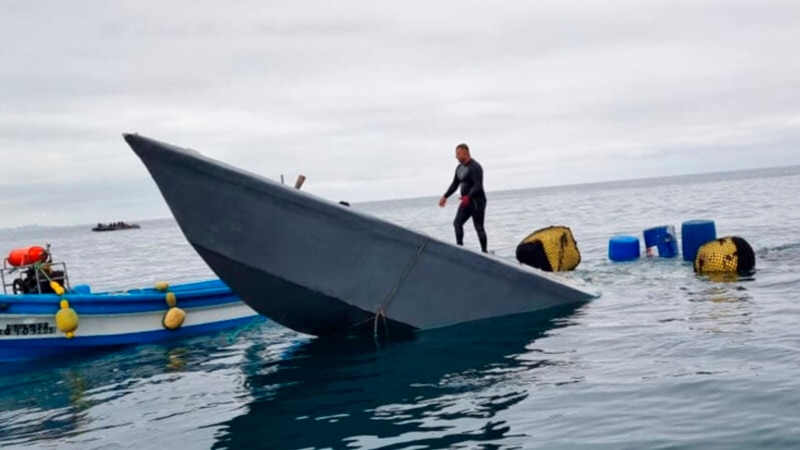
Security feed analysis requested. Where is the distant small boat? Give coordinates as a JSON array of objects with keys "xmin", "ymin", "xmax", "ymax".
[
  {"xmin": 124, "ymin": 133, "xmax": 598, "ymax": 337},
  {"xmin": 92, "ymin": 221, "xmax": 141, "ymax": 232},
  {"xmin": 0, "ymin": 245, "xmax": 260, "ymax": 362}
]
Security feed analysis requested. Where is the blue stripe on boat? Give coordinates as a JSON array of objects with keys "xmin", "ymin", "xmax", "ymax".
[
  {"xmin": 0, "ymin": 315, "xmax": 264, "ymax": 362},
  {"xmin": 0, "ymin": 279, "xmax": 243, "ymax": 315}
]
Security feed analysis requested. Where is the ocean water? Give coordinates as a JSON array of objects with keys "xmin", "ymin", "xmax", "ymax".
[{"xmin": 1, "ymin": 165, "xmax": 799, "ymax": 449}]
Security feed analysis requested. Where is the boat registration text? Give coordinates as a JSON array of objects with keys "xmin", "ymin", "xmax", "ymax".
[{"xmin": 2, "ymin": 322, "xmax": 57, "ymax": 336}]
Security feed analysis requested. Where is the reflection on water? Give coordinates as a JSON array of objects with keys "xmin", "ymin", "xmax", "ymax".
[
  {"xmin": 0, "ymin": 368, "xmax": 92, "ymax": 447},
  {"xmin": 0, "ymin": 334, "xmax": 249, "ymax": 448},
  {"xmin": 165, "ymin": 347, "xmax": 189, "ymax": 372},
  {"xmin": 685, "ymin": 275, "xmax": 754, "ymax": 334},
  {"xmin": 700, "ymin": 273, "xmax": 755, "ymax": 284},
  {"xmin": 213, "ymin": 304, "xmax": 584, "ymax": 450}
]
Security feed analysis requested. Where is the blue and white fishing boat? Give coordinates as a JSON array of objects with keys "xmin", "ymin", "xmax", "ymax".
[{"xmin": 0, "ymin": 245, "xmax": 260, "ymax": 362}]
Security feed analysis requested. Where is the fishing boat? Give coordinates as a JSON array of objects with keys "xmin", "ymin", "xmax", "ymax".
[
  {"xmin": 91, "ymin": 221, "xmax": 141, "ymax": 232},
  {"xmin": 0, "ymin": 245, "xmax": 261, "ymax": 362},
  {"xmin": 124, "ymin": 134, "xmax": 598, "ymax": 337}
]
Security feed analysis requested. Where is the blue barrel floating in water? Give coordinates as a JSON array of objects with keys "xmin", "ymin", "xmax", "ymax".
[
  {"xmin": 643, "ymin": 225, "xmax": 678, "ymax": 258},
  {"xmin": 608, "ymin": 235, "xmax": 641, "ymax": 261},
  {"xmin": 681, "ymin": 219, "xmax": 717, "ymax": 262}
]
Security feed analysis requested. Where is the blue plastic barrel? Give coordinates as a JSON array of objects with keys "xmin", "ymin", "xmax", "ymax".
[
  {"xmin": 643, "ymin": 225, "xmax": 678, "ymax": 258},
  {"xmin": 608, "ymin": 235, "xmax": 641, "ymax": 261},
  {"xmin": 681, "ymin": 219, "xmax": 717, "ymax": 262}
]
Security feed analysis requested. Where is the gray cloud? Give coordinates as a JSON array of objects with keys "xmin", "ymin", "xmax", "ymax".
[{"xmin": 1, "ymin": 0, "xmax": 800, "ymax": 228}]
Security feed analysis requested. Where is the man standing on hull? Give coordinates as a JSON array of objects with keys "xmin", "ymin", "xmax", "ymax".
[{"xmin": 438, "ymin": 143, "xmax": 488, "ymax": 253}]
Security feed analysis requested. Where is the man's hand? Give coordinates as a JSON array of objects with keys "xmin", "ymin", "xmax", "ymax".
[
  {"xmin": 438, "ymin": 197, "xmax": 447, "ymax": 207},
  {"xmin": 460, "ymin": 195, "xmax": 471, "ymax": 207}
]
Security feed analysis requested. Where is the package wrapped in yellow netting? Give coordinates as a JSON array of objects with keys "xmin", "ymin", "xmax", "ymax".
[
  {"xmin": 515, "ymin": 225, "xmax": 581, "ymax": 272},
  {"xmin": 694, "ymin": 236, "xmax": 755, "ymax": 275}
]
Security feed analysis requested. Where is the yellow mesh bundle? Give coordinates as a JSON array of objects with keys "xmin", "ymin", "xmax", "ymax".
[
  {"xmin": 694, "ymin": 236, "xmax": 755, "ymax": 274},
  {"xmin": 518, "ymin": 225, "xmax": 581, "ymax": 271}
]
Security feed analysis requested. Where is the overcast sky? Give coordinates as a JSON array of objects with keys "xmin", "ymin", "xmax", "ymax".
[{"xmin": 1, "ymin": 0, "xmax": 799, "ymax": 228}]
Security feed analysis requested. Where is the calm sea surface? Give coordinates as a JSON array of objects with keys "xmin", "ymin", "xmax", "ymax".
[{"xmin": 1, "ymin": 166, "xmax": 799, "ymax": 449}]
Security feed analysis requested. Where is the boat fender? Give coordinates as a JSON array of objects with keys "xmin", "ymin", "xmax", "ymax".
[
  {"xmin": 154, "ymin": 281, "xmax": 170, "ymax": 291},
  {"xmin": 165, "ymin": 292, "xmax": 177, "ymax": 308},
  {"xmin": 516, "ymin": 225, "xmax": 581, "ymax": 272},
  {"xmin": 162, "ymin": 307, "xmax": 186, "ymax": 330},
  {"xmin": 56, "ymin": 299, "xmax": 79, "ymax": 338},
  {"xmin": 50, "ymin": 281, "xmax": 65, "ymax": 296},
  {"xmin": 694, "ymin": 236, "xmax": 755, "ymax": 275},
  {"xmin": 161, "ymin": 289, "xmax": 186, "ymax": 330}
]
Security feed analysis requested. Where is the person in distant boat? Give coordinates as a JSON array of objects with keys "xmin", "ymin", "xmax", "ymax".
[{"xmin": 438, "ymin": 143, "xmax": 488, "ymax": 253}]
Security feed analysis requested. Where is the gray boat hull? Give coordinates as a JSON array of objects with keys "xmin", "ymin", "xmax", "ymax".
[{"xmin": 124, "ymin": 134, "xmax": 598, "ymax": 336}]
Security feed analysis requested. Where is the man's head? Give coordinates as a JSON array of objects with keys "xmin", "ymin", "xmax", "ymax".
[{"xmin": 455, "ymin": 143, "xmax": 471, "ymax": 164}]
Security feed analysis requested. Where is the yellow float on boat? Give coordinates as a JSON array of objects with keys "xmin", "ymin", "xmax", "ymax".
[
  {"xmin": 50, "ymin": 280, "xmax": 65, "ymax": 296},
  {"xmin": 56, "ymin": 298, "xmax": 79, "ymax": 339},
  {"xmin": 160, "ymin": 284, "xmax": 186, "ymax": 330},
  {"xmin": 162, "ymin": 307, "xmax": 187, "ymax": 330}
]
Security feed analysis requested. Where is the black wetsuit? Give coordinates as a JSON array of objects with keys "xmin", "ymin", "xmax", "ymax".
[{"xmin": 443, "ymin": 159, "xmax": 488, "ymax": 252}]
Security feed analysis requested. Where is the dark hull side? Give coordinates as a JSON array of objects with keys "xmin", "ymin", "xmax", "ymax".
[
  {"xmin": 124, "ymin": 134, "xmax": 598, "ymax": 336},
  {"xmin": 194, "ymin": 243, "xmax": 415, "ymax": 336}
]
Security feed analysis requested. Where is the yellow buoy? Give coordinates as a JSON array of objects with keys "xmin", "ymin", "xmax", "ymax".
[
  {"xmin": 162, "ymin": 307, "xmax": 186, "ymax": 330},
  {"xmin": 516, "ymin": 225, "xmax": 581, "ymax": 272},
  {"xmin": 154, "ymin": 281, "xmax": 170, "ymax": 291},
  {"xmin": 161, "ymin": 285, "xmax": 185, "ymax": 329},
  {"xmin": 165, "ymin": 292, "xmax": 177, "ymax": 308},
  {"xmin": 694, "ymin": 236, "xmax": 756, "ymax": 275},
  {"xmin": 50, "ymin": 281, "xmax": 65, "ymax": 296},
  {"xmin": 55, "ymin": 299, "xmax": 79, "ymax": 339}
]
